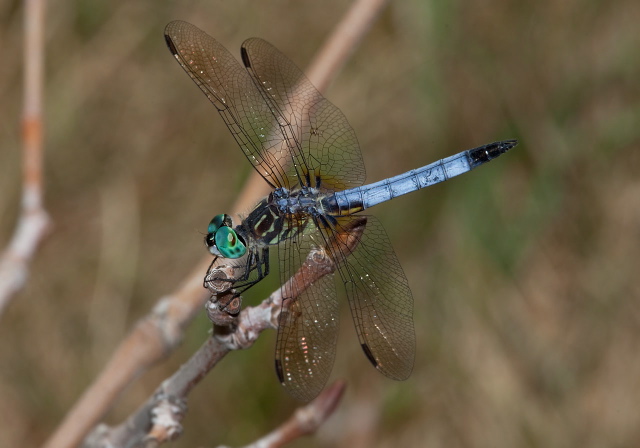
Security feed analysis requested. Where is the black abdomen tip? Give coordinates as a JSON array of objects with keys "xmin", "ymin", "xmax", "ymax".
[{"xmin": 468, "ymin": 139, "xmax": 518, "ymax": 168}]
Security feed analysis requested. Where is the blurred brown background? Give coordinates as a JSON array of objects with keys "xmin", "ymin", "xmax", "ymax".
[{"xmin": 1, "ymin": 0, "xmax": 639, "ymax": 447}]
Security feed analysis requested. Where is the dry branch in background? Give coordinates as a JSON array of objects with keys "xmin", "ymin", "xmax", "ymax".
[
  {"xmin": 229, "ymin": 381, "xmax": 347, "ymax": 448},
  {"xmin": 0, "ymin": 0, "xmax": 50, "ymax": 315},
  {"xmin": 43, "ymin": 0, "xmax": 391, "ymax": 447}
]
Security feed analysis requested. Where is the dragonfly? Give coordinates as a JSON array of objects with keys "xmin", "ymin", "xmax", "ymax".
[{"xmin": 164, "ymin": 20, "xmax": 517, "ymax": 402}]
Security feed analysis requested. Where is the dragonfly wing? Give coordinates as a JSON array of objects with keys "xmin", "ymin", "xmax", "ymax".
[
  {"xmin": 241, "ymin": 38, "xmax": 366, "ymax": 192},
  {"xmin": 275, "ymin": 218, "xmax": 339, "ymax": 402},
  {"xmin": 164, "ymin": 21, "xmax": 292, "ymax": 189},
  {"xmin": 320, "ymin": 215, "xmax": 415, "ymax": 380}
]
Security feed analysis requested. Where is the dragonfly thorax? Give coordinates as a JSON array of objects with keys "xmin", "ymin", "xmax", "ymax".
[
  {"xmin": 231, "ymin": 187, "xmax": 326, "ymax": 249},
  {"xmin": 270, "ymin": 186, "xmax": 322, "ymax": 216}
]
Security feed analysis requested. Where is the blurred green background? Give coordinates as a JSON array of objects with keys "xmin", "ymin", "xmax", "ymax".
[{"xmin": 1, "ymin": 0, "xmax": 639, "ymax": 447}]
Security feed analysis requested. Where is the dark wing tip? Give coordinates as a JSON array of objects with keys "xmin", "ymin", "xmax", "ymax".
[
  {"xmin": 164, "ymin": 33, "xmax": 179, "ymax": 56},
  {"xmin": 361, "ymin": 343, "xmax": 379, "ymax": 368},
  {"xmin": 164, "ymin": 21, "xmax": 187, "ymax": 55},
  {"xmin": 468, "ymin": 139, "xmax": 518, "ymax": 168},
  {"xmin": 240, "ymin": 46, "xmax": 251, "ymax": 68},
  {"xmin": 275, "ymin": 359, "xmax": 285, "ymax": 384}
]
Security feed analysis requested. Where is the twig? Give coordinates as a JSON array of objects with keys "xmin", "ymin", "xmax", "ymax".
[
  {"xmin": 43, "ymin": 1, "xmax": 390, "ymax": 447},
  {"xmin": 0, "ymin": 0, "xmax": 50, "ymax": 315},
  {"xmin": 306, "ymin": 0, "xmax": 390, "ymax": 93},
  {"xmin": 230, "ymin": 381, "xmax": 347, "ymax": 448},
  {"xmin": 42, "ymin": 259, "xmax": 212, "ymax": 448}
]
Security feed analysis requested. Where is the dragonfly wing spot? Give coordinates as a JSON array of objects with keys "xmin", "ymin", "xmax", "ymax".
[
  {"xmin": 275, "ymin": 359, "xmax": 285, "ymax": 384},
  {"xmin": 361, "ymin": 343, "xmax": 379, "ymax": 368}
]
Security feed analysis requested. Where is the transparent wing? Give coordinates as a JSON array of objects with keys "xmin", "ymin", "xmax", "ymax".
[
  {"xmin": 319, "ymin": 215, "xmax": 415, "ymax": 380},
  {"xmin": 164, "ymin": 20, "xmax": 292, "ymax": 189},
  {"xmin": 275, "ymin": 217, "xmax": 339, "ymax": 402},
  {"xmin": 241, "ymin": 38, "xmax": 366, "ymax": 192}
]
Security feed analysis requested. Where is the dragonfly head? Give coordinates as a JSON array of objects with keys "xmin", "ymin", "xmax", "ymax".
[{"xmin": 205, "ymin": 214, "xmax": 247, "ymax": 259}]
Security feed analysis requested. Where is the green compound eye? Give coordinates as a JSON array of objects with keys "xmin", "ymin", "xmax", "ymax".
[
  {"xmin": 207, "ymin": 214, "xmax": 228, "ymax": 234},
  {"xmin": 214, "ymin": 226, "xmax": 246, "ymax": 258}
]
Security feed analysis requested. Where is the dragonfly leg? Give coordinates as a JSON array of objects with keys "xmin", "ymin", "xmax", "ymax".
[
  {"xmin": 203, "ymin": 247, "xmax": 259, "ymax": 291},
  {"xmin": 260, "ymin": 246, "xmax": 270, "ymax": 277},
  {"xmin": 205, "ymin": 247, "xmax": 271, "ymax": 315},
  {"xmin": 232, "ymin": 246, "xmax": 270, "ymax": 295},
  {"xmin": 203, "ymin": 256, "xmax": 221, "ymax": 289}
]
